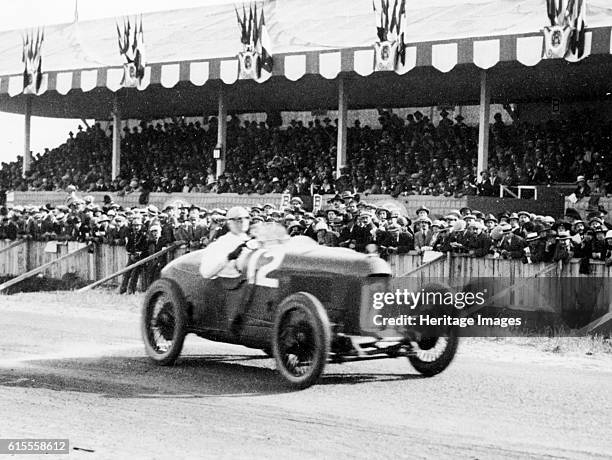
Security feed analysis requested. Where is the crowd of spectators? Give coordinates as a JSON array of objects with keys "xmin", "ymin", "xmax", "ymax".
[
  {"xmin": 1, "ymin": 190, "xmax": 611, "ymax": 292},
  {"xmin": 1, "ymin": 108, "xmax": 611, "ymax": 198}
]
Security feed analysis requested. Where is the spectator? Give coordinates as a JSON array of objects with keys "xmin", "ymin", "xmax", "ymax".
[{"xmin": 573, "ymin": 176, "xmax": 591, "ymax": 200}]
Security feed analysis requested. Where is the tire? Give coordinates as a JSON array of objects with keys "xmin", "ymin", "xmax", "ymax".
[
  {"xmin": 141, "ymin": 278, "xmax": 187, "ymax": 366},
  {"xmin": 408, "ymin": 328, "xmax": 459, "ymax": 377},
  {"xmin": 272, "ymin": 292, "xmax": 331, "ymax": 389}
]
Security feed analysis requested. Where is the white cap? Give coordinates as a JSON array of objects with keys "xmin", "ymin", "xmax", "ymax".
[{"xmin": 227, "ymin": 206, "xmax": 249, "ymax": 219}]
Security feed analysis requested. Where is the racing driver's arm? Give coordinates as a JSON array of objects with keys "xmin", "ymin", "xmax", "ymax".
[{"xmin": 199, "ymin": 233, "xmax": 250, "ymax": 279}]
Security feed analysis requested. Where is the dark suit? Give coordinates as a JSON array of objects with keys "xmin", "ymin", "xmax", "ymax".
[
  {"xmin": 304, "ymin": 224, "xmax": 318, "ymax": 241},
  {"xmin": 465, "ymin": 232, "xmax": 492, "ymax": 257},
  {"xmin": 414, "ymin": 229, "xmax": 433, "ymax": 250},
  {"xmin": 120, "ymin": 228, "xmax": 149, "ymax": 294},
  {"xmin": 499, "ymin": 234, "xmax": 526, "ymax": 259},
  {"xmin": 338, "ymin": 222, "xmax": 356, "ymax": 247},
  {"xmin": 529, "ymin": 238, "xmax": 555, "ymax": 263},
  {"xmin": 351, "ymin": 224, "xmax": 376, "ymax": 252},
  {"xmin": 478, "ymin": 177, "xmax": 501, "ymax": 196},
  {"xmin": 433, "ymin": 231, "xmax": 452, "ymax": 252},
  {"xmin": 5, "ymin": 221, "xmax": 18, "ymax": 240},
  {"xmin": 377, "ymin": 231, "xmax": 413, "ymax": 258},
  {"xmin": 145, "ymin": 236, "xmax": 169, "ymax": 288}
]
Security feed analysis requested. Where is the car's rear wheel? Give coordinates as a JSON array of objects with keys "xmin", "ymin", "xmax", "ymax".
[
  {"xmin": 142, "ymin": 278, "xmax": 187, "ymax": 366},
  {"xmin": 408, "ymin": 329, "xmax": 458, "ymax": 377},
  {"xmin": 272, "ymin": 292, "xmax": 331, "ymax": 389}
]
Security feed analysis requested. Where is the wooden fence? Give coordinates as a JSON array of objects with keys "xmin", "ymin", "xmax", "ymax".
[
  {"xmin": 2, "ymin": 240, "xmax": 612, "ymax": 281},
  {"xmin": 0, "ymin": 240, "xmax": 189, "ymax": 285},
  {"xmin": 0, "ymin": 239, "xmax": 92, "ymax": 281},
  {"xmin": 0, "ymin": 241, "xmax": 610, "ymax": 315}
]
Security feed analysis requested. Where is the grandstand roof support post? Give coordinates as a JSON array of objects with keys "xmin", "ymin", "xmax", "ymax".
[
  {"xmin": 336, "ymin": 76, "xmax": 348, "ymax": 178},
  {"xmin": 22, "ymin": 95, "xmax": 32, "ymax": 178},
  {"xmin": 477, "ymin": 69, "xmax": 491, "ymax": 175},
  {"xmin": 216, "ymin": 84, "xmax": 227, "ymax": 178},
  {"xmin": 111, "ymin": 95, "xmax": 121, "ymax": 180}
]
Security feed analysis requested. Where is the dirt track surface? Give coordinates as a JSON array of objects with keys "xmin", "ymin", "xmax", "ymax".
[{"xmin": 1, "ymin": 292, "xmax": 611, "ymax": 459}]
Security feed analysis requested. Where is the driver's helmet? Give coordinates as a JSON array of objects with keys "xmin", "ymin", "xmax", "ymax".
[{"xmin": 227, "ymin": 206, "xmax": 249, "ymax": 220}]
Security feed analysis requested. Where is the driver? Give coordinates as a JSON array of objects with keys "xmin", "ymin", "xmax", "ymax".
[{"xmin": 199, "ymin": 206, "xmax": 251, "ymax": 279}]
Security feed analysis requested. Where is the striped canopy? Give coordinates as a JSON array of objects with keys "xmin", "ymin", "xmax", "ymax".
[{"xmin": 0, "ymin": 0, "xmax": 611, "ymax": 118}]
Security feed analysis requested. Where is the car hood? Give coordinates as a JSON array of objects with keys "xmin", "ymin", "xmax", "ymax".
[{"xmin": 163, "ymin": 236, "xmax": 391, "ymax": 277}]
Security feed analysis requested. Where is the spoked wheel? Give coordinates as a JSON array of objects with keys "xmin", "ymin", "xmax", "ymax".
[
  {"xmin": 142, "ymin": 279, "xmax": 187, "ymax": 365},
  {"xmin": 272, "ymin": 292, "xmax": 330, "ymax": 389},
  {"xmin": 408, "ymin": 328, "xmax": 459, "ymax": 377}
]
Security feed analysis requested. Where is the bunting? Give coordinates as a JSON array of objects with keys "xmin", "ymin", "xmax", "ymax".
[
  {"xmin": 236, "ymin": 3, "xmax": 273, "ymax": 80},
  {"xmin": 543, "ymin": 0, "xmax": 588, "ymax": 61},
  {"xmin": 373, "ymin": 0, "xmax": 406, "ymax": 71},
  {"xmin": 21, "ymin": 28, "xmax": 44, "ymax": 95},
  {"xmin": 116, "ymin": 15, "xmax": 146, "ymax": 88}
]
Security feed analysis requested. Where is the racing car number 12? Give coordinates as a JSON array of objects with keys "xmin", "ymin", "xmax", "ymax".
[{"xmin": 246, "ymin": 247, "xmax": 284, "ymax": 288}]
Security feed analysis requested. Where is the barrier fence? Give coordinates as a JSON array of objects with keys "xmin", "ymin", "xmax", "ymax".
[
  {"xmin": 2, "ymin": 239, "xmax": 612, "ymax": 281},
  {"xmin": 0, "ymin": 240, "xmax": 189, "ymax": 286},
  {"xmin": 0, "ymin": 240, "xmax": 610, "ymax": 318},
  {"xmin": 1, "ymin": 238, "xmax": 610, "ymax": 279}
]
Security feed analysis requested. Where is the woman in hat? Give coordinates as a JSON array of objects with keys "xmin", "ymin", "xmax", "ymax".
[
  {"xmin": 415, "ymin": 206, "xmax": 430, "ymax": 220},
  {"xmin": 590, "ymin": 228, "xmax": 608, "ymax": 261},
  {"xmin": 314, "ymin": 221, "xmax": 338, "ymax": 247}
]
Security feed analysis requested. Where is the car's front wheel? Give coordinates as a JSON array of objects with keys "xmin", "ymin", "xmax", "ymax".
[
  {"xmin": 408, "ymin": 329, "xmax": 459, "ymax": 377},
  {"xmin": 142, "ymin": 278, "xmax": 187, "ymax": 366},
  {"xmin": 272, "ymin": 292, "xmax": 331, "ymax": 389}
]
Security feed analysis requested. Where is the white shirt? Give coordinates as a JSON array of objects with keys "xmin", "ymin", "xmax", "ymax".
[{"xmin": 199, "ymin": 232, "xmax": 250, "ymax": 279}]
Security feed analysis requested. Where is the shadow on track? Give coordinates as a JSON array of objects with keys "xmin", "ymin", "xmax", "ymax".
[{"xmin": 0, "ymin": 353, "xmax": 424, "ymax": 398}]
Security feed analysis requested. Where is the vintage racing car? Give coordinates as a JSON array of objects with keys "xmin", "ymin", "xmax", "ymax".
[{"xmin": 141, "ymin": 225, "xmax": 458, "ymax": 389}]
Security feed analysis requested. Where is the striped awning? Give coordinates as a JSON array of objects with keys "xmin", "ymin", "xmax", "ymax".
[
  {"xmin": 1, "ymin": 26, "xmax": 611, "ymax": 97},
  {"xmin": 0, "ymin": 0, "xmax": 611, "ymax": 117}
]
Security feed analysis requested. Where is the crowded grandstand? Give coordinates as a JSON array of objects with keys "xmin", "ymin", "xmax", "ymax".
[{"xmin": 1, "ymin": 109, "xmax": 611, "ymax": 197}]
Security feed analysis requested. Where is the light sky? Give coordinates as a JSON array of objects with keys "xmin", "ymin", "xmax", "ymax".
[{"xmin": 0, "ymin": 0, "xmax": 235, "ymax": 165}]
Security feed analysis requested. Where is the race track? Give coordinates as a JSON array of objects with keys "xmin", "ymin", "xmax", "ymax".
[{"xmin": 1, "ymin": 292, "xmax": 611, "ymax": 459}]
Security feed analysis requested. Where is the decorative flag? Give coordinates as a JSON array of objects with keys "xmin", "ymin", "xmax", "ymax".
[
  {"xmin": 258, "ymin": 10, "xmax": 273, "ymax": 73},
  {"xmin": 543, "ymin": 0, "xmax": 588, "ymax": 62},
  {"xmin": 372, "ymin": 0, "xmax": 406, "ymax": 71},
  {"xmin": 236, "ymin": 2, "xmax": 274, "ymax": 80},
  {"xmin": 116, "ymin": 16, "xmax": 146, "ymax": 88},
  {"xmin": 21, "ymin": 28, "xmax": 44, "ymax": 95}
]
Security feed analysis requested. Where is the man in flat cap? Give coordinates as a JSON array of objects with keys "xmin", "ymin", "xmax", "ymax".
[{"xmin": 377, "ymin": 222, "xmax": 414, "ymax": 259}]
